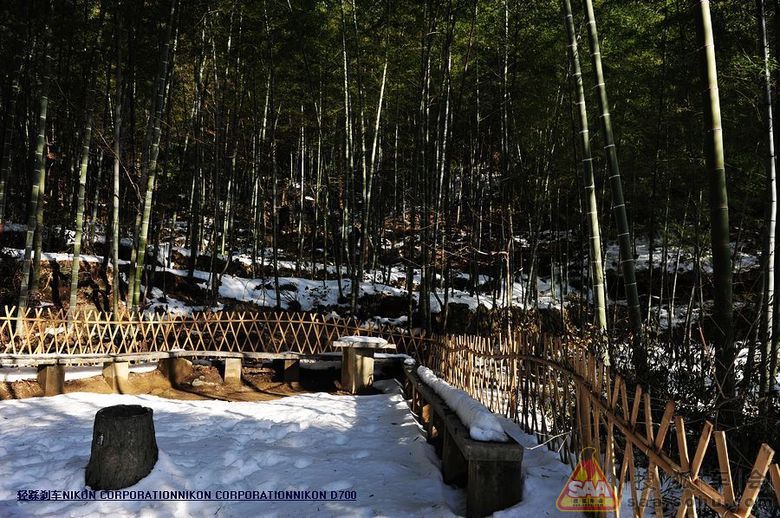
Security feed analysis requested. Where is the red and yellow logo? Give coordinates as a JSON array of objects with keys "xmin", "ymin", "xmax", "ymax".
[{"xmin": 556, "ymin": 448, "xmax": 618, "ymax": 512}]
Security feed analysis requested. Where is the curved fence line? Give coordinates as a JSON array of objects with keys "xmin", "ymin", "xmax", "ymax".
[
  {"xmin": 0, "ymin": 306, "xmax": 778, "ymax": 516},
  {"xmin": 427, "ymin": 333, "xmax": 780, "ymax": 517}
]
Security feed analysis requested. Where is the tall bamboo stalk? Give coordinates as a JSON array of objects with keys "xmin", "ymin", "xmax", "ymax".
[
  {"xmin": 771, "ymin": 0, "xmax": 780, "ymax": 404},
  {"xmin": 582, "ymin": 0, "xmax": 643, "ymax": 367},
  {"xmin": 111, "ymin": 6, "xmax": 123, "ymax": 313},
  {"xmin": 562, "ymin": 0, "xmax": 607, "ymax": 332},
  {"xmin": 131, "ymin": 0, "xmax": 177, "ymax": 310},
  {"xmin": 263, "ymin": 0, "xmax": 281, "ymax": 308},
  {"xmin": 755, "ymin": 0, "xmax": 777, "ymax": 396},
  {"xmin": 695, "ymin": 0, "xmax": 736, "ymax": 415},
  {"xmin": 68, "ymin": 115, "xmax": 93, "ymax": 317},
  {"xmin": 68, "ymin": 4, "xmax": 105, "ymax": 318},
  {"xmin": 30, "ymin": 142, "xmax": 47, "ymax": 294},
  {"xmin": 17, "ymin": 36, "xmax": 51, "ymax": 316}
]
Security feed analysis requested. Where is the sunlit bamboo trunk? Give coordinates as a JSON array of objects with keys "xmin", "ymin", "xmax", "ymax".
[
  {"xmin": 561, "ymin": 0, "xmax": 607, "ymax": 333},
  {"xmin": 131, "ymin": 0, "xmax": 177, "ymax": 310},
  {"xmin": 695, "ymin": 0, "xmax": 736, "ymax": 416},
  {"xmin": 111, "ymin": 13, "xmax": 122, "ymax": 313},
  {"xmin": 582, "ymin": 0, "xmax": 643, "ymax": 368},
  {"xmin": 68, "ymin": 116, "xmax": 93, "ymax": 318}
]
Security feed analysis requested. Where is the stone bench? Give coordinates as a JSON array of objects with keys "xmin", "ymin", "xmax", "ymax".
[
  {"xmin": 243, "ymin": 351, "xmax": 301, "ymax": 382},
  {"xmin": 0, "ymin": 350, "xmax": 304, "ymax": 395},
  {"xmin": 403, "ymin": 365, "xmax": 524, "ymax": 518}
]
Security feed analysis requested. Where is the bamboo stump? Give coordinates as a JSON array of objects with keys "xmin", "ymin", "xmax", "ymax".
[{"xmin": 85, "ymin": 405, "xmax": 159, "ymax": 490}]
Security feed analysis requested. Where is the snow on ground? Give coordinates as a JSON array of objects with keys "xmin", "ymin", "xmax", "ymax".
[
  {"xmin": 1, "ymin": 239, "xmax": 568, "ymax": 315},
  {"xmin": 18, "ymin": 234, "xmax": 761, "ymax": 334},
  {"xmin": 0, "ymin": 384, "xmax": 593, "ymax": 517},
  {"xmin": 0, "ymin": 390, "xmax": 462, "ymax": 517},
  {"xmin": 603, "ymin": 240, "xmax": 760, "ymax": 275},
  {"xmin": 2, "ymin": 247, "xmax": 130, "ymax": 266},
  {"xmin": 155, "ymin": 263, "xmax": 564, "ymax": 317},
  {"xmin": 144, "ymin": 287, "xmax": 221, "ymax": 316},
  {"xmin": 1, "ymin": 242, "xmax": 571, "ymax": 318}
]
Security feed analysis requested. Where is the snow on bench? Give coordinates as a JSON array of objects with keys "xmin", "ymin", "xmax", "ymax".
[
  {"xmin": 416, "ymin": 365, "xmax": 508, "ymax": 442},
  {"xmin": 334, "ymin": 335, "xmax": 393, "ymax": 346},
  {"xmin": 404, "ymin": 364, "xmax": 524, "ymax": 517}
]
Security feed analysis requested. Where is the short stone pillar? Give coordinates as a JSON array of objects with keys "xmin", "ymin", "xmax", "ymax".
[
  {"xmin": 342, "ymin": 348, "xmax": 373, "ymax": 393},
  {"xmin": 222, "ymin": 358, "xmax": 243, "ymax": 386},
  {"xmin": 36, "ymin": 364, "xmax": 65, "ymax": 396},
  {"xmin": 102, "ymin": 362, "xmax": 130, "ymax": 393},
  {"xmin": 272, "ymin": 358, "xmax": 300, "ymax": 382},
  {"xmin": 333, "ymin": 336, "xmax": 396, "ymax": 394},
  {"xmin": 158, "ymin": 357, "xmax": 193, "ymax": 386}
]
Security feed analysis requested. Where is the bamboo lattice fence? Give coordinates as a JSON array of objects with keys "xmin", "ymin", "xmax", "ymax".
[
  {"xmin": 0, "ymin": 307, "xmax": 434, "ymax": 359},
  {"xmin": 1, "ymin": 306, "xmax": 779, "ymax": 515},
  {"xmin": 427, "ymin": 332, "xmax": 780, "ymax": 517}
]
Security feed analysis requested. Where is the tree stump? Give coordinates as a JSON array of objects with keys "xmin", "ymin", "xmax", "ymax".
[{"xmin": 85, "ymin": 405, "xmax": 159, "ymax": 490}]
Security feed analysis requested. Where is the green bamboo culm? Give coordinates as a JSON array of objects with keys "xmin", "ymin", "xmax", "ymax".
[
  {"xmin": 131, "ymin": 0, "xmax": 177, "ymax": 311},
  {"xmin": 0, "ymin": 78, "xmax": 20, "ymax": 235},
  {"xmin": 111, "ymin": 0, "xmax": 123, "ymax": 314},
  {"xmin": 126, "ymin": 210, "xmax": 140, "ymax": 306},
  {"xmin": 581, "ymin": 0, "xmax": 644, "ymax": 370},
  {"xmin": 757, "ymin": 0, "xmax": 778, "ymax": 399},
  {"xmin": 17, "ymin": 37, "xmax": 51, "ymax": 318},
  {"xmin": 30, "ymin": 139, "xmax": 48, "ymax": 295},
  {"xmin": 68, "ymin": 2, "xmax": 105, "ymax": 321},
  {"xmin": 68, "ymin": 115, "xmax": 93, "ymax": 320},
  {"xmin": 695, "ymin": 0, "xmax": 736, "ymax": 417},
  {"xmin": 561, "ymin": 0, "xmax": 608, "ymax": 333},
  {"xmin": 772, "ymin": 0, "xmax": 780, "ymax": 407}
]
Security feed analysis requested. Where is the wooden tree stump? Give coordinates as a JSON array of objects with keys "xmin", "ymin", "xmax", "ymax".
[{"xmin": 85, "ymin": 405, "xmax": 159, "ymax": 490}]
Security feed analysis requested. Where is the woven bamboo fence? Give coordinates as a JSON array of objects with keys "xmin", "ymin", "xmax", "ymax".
[
  {"xmin": 0, "ymin": 306, "xmax": 435, "ymax": 360},
  {"xmin": 427, "ymin": 332, "xmax": 780, "ymax": 517},
  {"xmin": 1, "ymin": 306, "xmax": 779, "ymax": 515}
]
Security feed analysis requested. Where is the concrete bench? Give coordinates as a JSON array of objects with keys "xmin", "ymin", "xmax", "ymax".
[
  {"xmin": 0, "ymin": 350, "xmax": 305, "ymax": 394},
  {"xmin": 0, "ymin": 354, "xmax": 66, "ymax": 367},
  {"xmin": 163, "ymin": 350, "xmax": 246, "ymax": 385},
  {"xmin": 242, "ymin": 351, "xmax": 301, "ymax": 382},
  {"xmin": 403, "ymin": 365, "xmax": 524, "ymax": 518}
]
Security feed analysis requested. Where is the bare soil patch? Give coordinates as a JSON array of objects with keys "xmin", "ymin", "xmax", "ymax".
[{"xmin": 0, "ymin": 362, "xmax": 350, "ymax": 402}]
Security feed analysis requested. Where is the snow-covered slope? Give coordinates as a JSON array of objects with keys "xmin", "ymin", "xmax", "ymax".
[{"xmin": 1, "ymin": 244, "xmax": 572, "ymax": 318}]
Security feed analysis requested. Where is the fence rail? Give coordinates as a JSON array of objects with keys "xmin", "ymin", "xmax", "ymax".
[{"xmin": 0, "ymin": 307, "xmax": 778, "ymax": 516}]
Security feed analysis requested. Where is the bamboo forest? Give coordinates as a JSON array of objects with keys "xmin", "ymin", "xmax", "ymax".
[{"xmin": 0, "ymin": 0, "xmax": 779, "ymax": 516}]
